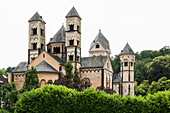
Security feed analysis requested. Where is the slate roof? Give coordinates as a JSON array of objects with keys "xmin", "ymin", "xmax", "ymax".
[
  {"xmin": 28, "ymin": 12, "xmax": 46, "ymax": 23},
  {"xmin": 66, "ymin": 7, "xmax": 81, "ymax": 19},
  {"xmin": 48, "ymin": 53, "xmax": 65, "ymax": 65},
  {"xmin": 89, "ymin": 30, "xmax": 110, "ymax": 51},
  {"xmin": 13, "ymin": 62, "xmax": 28, "ymax": 73},
  {"xmin": 47, "ymin": 26, "xmax": 65, "ymax": 44},
  {"xmin": 81, "ymin": 56, "xmax": 108, "ymax": 68},
  {"xmin": 113, "ymin": 74, "xmax": 121, "ymax": 83},
  {"xmin": 35, "ymin": 60, "xmax": 58, "ymax": 73},
  {"xmin": 120, "ymin": 43, "xmax": 135, "ymax": 55}
]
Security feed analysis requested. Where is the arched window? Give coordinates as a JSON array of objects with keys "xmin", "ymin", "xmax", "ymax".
[
  {"xmin": 81, "ymin": 78, "xmax": 90, "ymax": 89},
  {"xmin": 69, "ymin": 40, "xmax": 74, "ymax": 46},
  {"xmin": 32, "ymin": 28, "xmax": 37, "ymax": 35},
  {"xmin": 69, "ymin": 55, "xmax": 73, "ymax": 61},
  {"xmin": 70, "ymin": 25, "xmax": 74, "ymax": 31},
  {"xmin": 47, "ymin": 80, "xmax": 53, "ymax": 84},
  {"xmin": 59, "ymin": 66, "xmax": 62, "ymax": 71},
  {"xmin": 41, "ymin": 29, "xmax": 44, "ymax": 36},
  {"xmin": 40, "ymin": 79, "xmax": 46, "ymax": 88},
  {"xmin": 32, "ymin": 43, "xmax": 37, "ymax": 50}
]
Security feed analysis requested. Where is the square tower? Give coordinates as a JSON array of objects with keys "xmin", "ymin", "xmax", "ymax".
[
  {"xmin": 65, "ymin": 7, "xmax": 81, "ymax": 70},
  {"xmin": 28, "ymin": 12, "xmax": 46, "ymax": 64}
]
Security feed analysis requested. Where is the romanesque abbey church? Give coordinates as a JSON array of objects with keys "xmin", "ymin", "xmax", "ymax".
[{"xmin": 8, "ymin": 7, "xmax": 135, "ymax": 97}]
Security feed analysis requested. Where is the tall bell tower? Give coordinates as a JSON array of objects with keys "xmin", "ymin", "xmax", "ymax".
[
  {"xmin": 120, "ymin": 43, "xmax": 135, "ymax": 97},
  {"xmin": 28, "ymin": 12, "xmax": 46, "ymax": 64},
  {"xmin": 65, "ymin": 7, "xmax": 81, "ymax": 70}
]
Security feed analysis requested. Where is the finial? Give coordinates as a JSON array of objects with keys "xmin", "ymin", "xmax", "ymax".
[
  {"xmin": 62, "ymin": 23, "xmax": 64, "ymax": 26},
  {"xmin": 99, "ymin": 29, "xmax": 101, "ymax": 33}
]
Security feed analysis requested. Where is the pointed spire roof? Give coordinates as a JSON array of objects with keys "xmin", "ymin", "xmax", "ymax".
[
  {"xmin": 47, "ymin": 25, "xmax": 65, "ymax": 45},
  {"xmin": 66, "ymin": 7, "xmax": 81, "ymax": 19},
  {"xmin": 28, "ymin": 12, "xmax": 46, "ymax": 23},
  {"xmin": 120, "ymin": 43, "xmax": 135, "ymax": 55},
  {"xmin": 89, "ymin": 29, "xmax": 110, "ymax": 51}
]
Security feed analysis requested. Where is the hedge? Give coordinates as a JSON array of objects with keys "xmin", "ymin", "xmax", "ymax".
[{"xmin": 15, "ymin": 85, "xmax": 170, "ymax": 113}]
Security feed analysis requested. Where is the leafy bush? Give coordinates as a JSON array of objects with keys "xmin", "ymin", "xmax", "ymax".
[{"xmin": 15, "ymin": 85, "xmax": 170, "ymax": 113}]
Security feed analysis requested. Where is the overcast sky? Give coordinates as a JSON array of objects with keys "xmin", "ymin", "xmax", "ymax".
[{"xmin": 0, "ymin": 0, "xmax": 170, "ymax": 69}]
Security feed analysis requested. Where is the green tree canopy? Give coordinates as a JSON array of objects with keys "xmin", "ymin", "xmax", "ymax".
[
  {"xmin": 111, "ymin": 55, "xmax": 120, "ymax": 74},
  {"xmin": 0, "ymin": 82, "xmax": 18, "ymax": 112},
  {"xmin": 147, "ymin": 55, "xmax": 170, "ymax": 83},
  {"xmin": 135, "ymin": 77, "xmax": 170, "ymax": 96},
  {"xmin": 23, "ymin": 66, "xmax": 39, "ymax": 91}
]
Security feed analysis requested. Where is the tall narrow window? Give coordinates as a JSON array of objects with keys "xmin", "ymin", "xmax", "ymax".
[
  {"xmin": 33, "ymin": 43, "xmax": 37, "ymax": 50},
  {"xmin": 41, "ymin": 44, "xmax": 44, "ymax": 49},
  {"xmin": 70, "ymin": 25, "xmax": 74, "ymax": 31},
  {"xmin": 129, "ymin": 85, "xmax": 130, "ymax": 93},
  {"xmin": 96, "ymin": 44, "xmax": 99, "ymax": 48},
  {"xmin": 69, "ymin": 55, "xmax": 73, "ymax": 61},
  {"xmin": 32, "ymin": 28, "xmax": 37, "ymax": 35},
  {"xmin": 77, "ymin": 40, "xmax": 79, "ymax": 46},
  {"xmin": 77, "ymin": 25, "xmax": 80, "ymax": 32},
  {"xmin": 124, "ymin": 62, "xmax": 128, "ymax": 66},
  {"xmin": 77, "ymin": 56, "xmax": 79, "ymax": 61},
  {"xmin": 56, "ymin": 47, "xmax": 60, "ymax": 53},
  {"xmin": 53, "ymin": 47, "xmax": 56, "ymax": 54},
  {"xmin": 48, "ymin": 48, "xmax": 51, "ymax": 53},
  {"xmin": 69, "ymin": 40, "xmax": 74, "ymax": 46},
  {"xmin": 131, "ymin": 62, "xmax": 133, "ymax": 66},
  {"xmin": 41, "ymin": 29, "xmax": 44, "ymax": 36}
]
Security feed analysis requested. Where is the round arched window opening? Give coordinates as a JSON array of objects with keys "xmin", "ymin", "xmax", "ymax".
[{"xmin": 47, "ymin": 80, "xmax": 53, "ymax": 84}]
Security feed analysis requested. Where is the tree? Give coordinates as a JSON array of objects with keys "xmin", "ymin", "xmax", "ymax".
[
  {"xmin": 148, "ymin": 77, "xmax": 170, "ymax": 94},
  {"xmin": 111, "ymin": 55, "xmax": 120, "ymax": 74},
  {"xmin": 147, "ymin": 56, "xmax": 170, "ymax": 83},
  {"xmin": 22, "ymin": 66, "xmax": 39, "ymax": 91},
  {"xmin": 0, "ymin": 69, "xmax": 5, "ymax": 76},
  {"xmin": 135, "ymin": 77, "xmax": 170, "ymax": 96},
  {"xmin": 0, "ymin": 82, "xmax": 18, "ymax": 112},
  {"xmin": 135, "ymin": 58, "xmax": 152, "ymax": 84},
  {"xmin": 159, "ymin": 46, "xmax": 170, "ymax": 56},
  {"xmin": 135, "ymin": 80, "xmax": 149, "ymax": 96}
]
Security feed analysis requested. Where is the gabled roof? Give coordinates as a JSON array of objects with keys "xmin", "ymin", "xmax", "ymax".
[
  {"xmin": 28, "ymin": 12, "xmax": 46, "ymax": 23},
  {"xmin": 13, "ymin": 62, "xmax": 28, "ymax": 73},
  {"xmin": 89, "ymin": 30, "xmax": 110, "ymax": 51},
  {"xmin": 47, "ymin": 53, "xmax": 65, "ymax": 65},
  {"xmin": 35, "ymin": 60, "xmax": 58, "ymax": 73},
  {"xmin": 120, "ymin": 43, "xmax": 135, "ymax": 55},
  {"xmin": 47, "ymin": 26, "xmax": 65, "ymax": 45},
  {"xmin": 65, "ymin": 7, "xmax": 81, "ymax": 19},
  {"xmin": 81, "ymin": 56, "xmax": 108, "ymax": 68}
]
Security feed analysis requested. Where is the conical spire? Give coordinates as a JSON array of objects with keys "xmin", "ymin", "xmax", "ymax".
[
  {"xmin": 66, "ymin": 7, "xmax": 81, "ymax": 19},
  {"xmin": 47, "ymin": 25, "xmax": 65, "ymax": 44},
  {"xmin": 120, "ymin": 43, "xmax": 135, "ymax": 55},
  {"xmin": 28, "ymin": 12, "xmax": 46, "ymax": 23}
]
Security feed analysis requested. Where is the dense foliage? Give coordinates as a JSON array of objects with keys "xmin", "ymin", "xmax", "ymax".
[
  {"xmin": 0, "ymin": 67, "xmax": 15, "ymax": 76},
  {"xmin": 111, "ymin": 46, "xmax": 170, "ymax": 85},
  {"xmin": 15, "ymin": 85, "xmax": 170, "ymax": 113},
  {"xmin": 135, "ymin": 77, "xmax": 170, "ymax": 96},
  {"xmin": 0, "ymin": 83, "xmax": 18, "ymax": 112},
  {"xmin": 135, "ymin": 46, "xmax": 170, "ymax": 84},
  {"xmin": 22, "ymin": 66, "xmax": 39, "ymax": 91},
  {"xmin": 56, "ymin": 61, "xmax": 82, "ymax": 90}
]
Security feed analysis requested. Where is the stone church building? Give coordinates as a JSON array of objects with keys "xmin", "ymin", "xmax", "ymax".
[{"xmin": 8, "ymin": 7, "xmax": 135, "ymax": 97}]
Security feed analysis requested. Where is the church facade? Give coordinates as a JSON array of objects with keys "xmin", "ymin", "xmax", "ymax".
[{"xmin": 8, "ymin": 7, "xmax": 135, "ymax": 97}]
